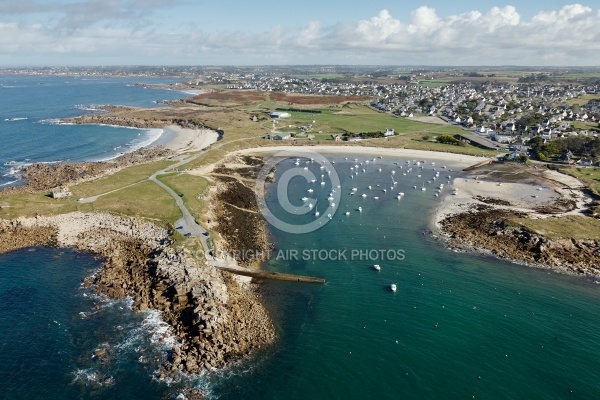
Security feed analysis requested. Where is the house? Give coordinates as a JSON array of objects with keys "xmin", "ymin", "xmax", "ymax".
[
  {"xmin": 332, "ymin": 134, "xmax": 342, "ymax": 141},
  {"xmin": 494, "ymin": 134, "xmax": 514, "ymax": 144},
  {"xmin": 507, "ymin": 150, "xmax": 525, "ymax": 160},
  {"xmin": 559, "ymin": 150, "xmax": 573, "ymax": 164},
  {"xmin": 504, "ymin": 122, "xmax": 515, "ymax": 131},
  {"xmin": 51, "ymin": 187, "xmax": 72, "ymax": 199},
  {"xmin": 541, "ymin": 128, "xmax": 552, "ymax": 140},
  {"xmin": 384, "ymin": 128, "xmax": 395, "ymax": 137},
  {"xmin": 265, "ymin": 133, "xmax": 291, "ymax": 140}
]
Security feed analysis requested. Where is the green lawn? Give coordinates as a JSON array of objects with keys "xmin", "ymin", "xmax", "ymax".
[
  {"xmin": 564, "ymin": 167, "xmax": 600, "ymax": 195},
  {"xmin": 286, "ymin": 105, "xmax": 459, "ymax": 135},
  {"xmin": 71, "ymin": 160, "xmax": 174, "ymax": 198},
  {"xmin": 418, "ymin": 80, "xmax": 451, "ymax": 88},
  {"xmin": 565, "ymin": 93, "xmax": 600, "ymax": 106},
  {"xmin": 0, "ymin": 192, "xmax": 93, "ymax": 219},
  {"xmin": 157, "ymin": 173, "xmax": 211, "ymax": 221},
  {"xmin": 512, "ymin": 215, "xmax": 600, "ymax": 240},
  {"xmin": 92, "ymin": 180, "xmax": 181, "ymax": 223}
]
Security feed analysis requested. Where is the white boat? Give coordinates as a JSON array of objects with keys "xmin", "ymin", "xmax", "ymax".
[
  {"xmin": 351, "ymin": 188, "xmax": 358, "ymax": 192},
  {"xmin": 368, "ymin": 185, "xmax": 372, "ymax": 190},
  {"xmin": 321, "ymin": 181, "xmax": 325, "ymax": 186},
  {"xmin": 373, "ymin": 264, "xmax": 381, "ymax": 271},
  {"xmin": 361, "ymin": 193, "xmax": 367, "ymax": 198},
  {"xmin": 302, "ymin": 197, "xmax": 309, "ymax": 202},
  {"xmin": 391, "ymin": 283, "xmax": 397, "ymax": 292},
  {"xmin": 373, "ymin": 196, "xmax": 379, "ymax": 200},
  {"xmin": 345, "ymin": 211, "xmax": 350, "ymax": 216},
  {"xmin": 315, "ymin": 210, "xmax": 320, "ymax": 217},
  {"xmin": 308, "ymin": 203, "xmax": 314, "ymax": 209},
  {"xmin": 358, "ymin": 207, "xmax": 362, "ymax": 212},
  {"xmin": 310, "ymin": 179, "xmax": 316, "ymax": 183},
  {"xmin": 307, "ymin": 188, "xmax": 314, "ymax": 193}
]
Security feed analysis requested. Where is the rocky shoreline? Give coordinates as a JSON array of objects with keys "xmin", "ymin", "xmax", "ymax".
[
  {"xmin": 1, "ymin": 146, "xmax": 175, "ymax": 194},
  {"xmin": 203, "ymin": 155, "xmax": 274, "ymax": 267},
  {"xmin": 435, "ymin": 163, "xmax": 600, "ymax": 278},
  {"xmin": 0, "ymin": 212, "xmax": 276, "ymax": 377},
  {"xmin": 61, "ymin": 105, "xmax": 214, "ymax": 130},
  {"xmin": 438, "ymin": 205, "xmax": 600, "ymax": 277}
]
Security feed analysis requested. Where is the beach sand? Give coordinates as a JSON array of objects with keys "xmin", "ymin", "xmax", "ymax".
[
  {"xmin": 152, "ymin": 125, "xmax": 219, "ymax": 153},
  {"xmin": 236, "ymin": 145, "xmax": 487, "ymax": 165}
]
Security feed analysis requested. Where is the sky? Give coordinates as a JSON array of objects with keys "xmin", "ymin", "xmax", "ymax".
[{"xmin": 0, "ymin": 0, "xmax": 599, "ymax": 66}]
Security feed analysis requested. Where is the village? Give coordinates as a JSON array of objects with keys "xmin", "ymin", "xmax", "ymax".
[{"xmin": 217, "ymin": 69, "xmax": 600, "ymax": 165}]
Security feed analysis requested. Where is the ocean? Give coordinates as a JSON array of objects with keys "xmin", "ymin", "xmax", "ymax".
[
  {"xmin": 1, "ymin": 78, "xmax": 599, "ymax": 399},
  {"xmin": 0, "ymin": 75, "xmax": 185, "ymax": 186}
]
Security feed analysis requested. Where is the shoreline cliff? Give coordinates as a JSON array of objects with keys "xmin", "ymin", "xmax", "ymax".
[{"xmin": 0, "ymin": 212, "xmax": 276, "ymax": 378}]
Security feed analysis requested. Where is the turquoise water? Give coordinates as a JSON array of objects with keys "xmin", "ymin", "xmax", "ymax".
[
  {"xmin": 205, "ymin": 155, "xmax": 600, "ymax": 399},
  {"xmin": 0, "ymin": 248, "xmax": 182, "ymax": 399},
  {"xmin": 0, "ymin": 75, "xmax": 184, "ymax": 186},
  {"xmin": 0, "ymin": 80, "xmax": 599, "ymax": 399}
]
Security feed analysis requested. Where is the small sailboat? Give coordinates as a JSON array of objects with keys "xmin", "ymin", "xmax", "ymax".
[
  {"xmin": 391, "ymin": 283, "xmax": 397, "ymax": 292},
  {"xmin": 361, "ymin": 193, "xmax": 367, "ymax": 198},
  {"xmin": 345, "ymin": 211, "xmax": 350, "ymax": 216},
  {"xmin": 373, "ymin": 264, "xmax": 381, "ymax": 271},
  {"xmin": 358, "ymin": 206, "xmax": 362, "ymax": 212}
]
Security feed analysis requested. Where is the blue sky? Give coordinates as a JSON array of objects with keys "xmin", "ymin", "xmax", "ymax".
[{"xmin": 1, "ymin": 1, "xmax": 598, "ymax": 66}]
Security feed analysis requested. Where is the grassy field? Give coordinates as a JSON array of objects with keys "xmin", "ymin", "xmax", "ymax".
[
  {"xmin": 157, "ymin": 173, "xmax": 211, "ymax": 221},
  {"xmin": 282, "ymin": 104, "xmax": 458, "ymax": 135},
  {"xmin": 0, "ymin": 192, "xmax": 91, "ymax": 219},
  {"xmin": 70, "ymin": 160, "xmax": 174, "ymax": 198},
  {"xmin": 562, "ymin": 167, "xmax": 600, "ymax": 195},
  {"xmin": 571, "ymin": 121, "xmax": 600, "ymax": 132},
  {"xmin": 565, "ymin": 93, "xmax": 600, "ymax": 106},
  {"xmin": 91, "ymin": 180, "xmax": 181, "ymax": 223},
  {"xmin": 418, "ymin": 80, "xmax": 451, "ymax": 88},
  {"xmin": 512, "ymin": 215, "xmax": 600, "ymax": 240}
]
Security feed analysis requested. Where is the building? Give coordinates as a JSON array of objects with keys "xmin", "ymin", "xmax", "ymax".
[
  {"xmin": 269, "ymin": 111, "xmax": 291, "ymax": 119},
  {"xmin": 51, "ymin": 186, "xmax": 72, "ymax": 199},
  {"xmin": 384, "ymin": 128, "xmax": 395, "ymax": 137}
]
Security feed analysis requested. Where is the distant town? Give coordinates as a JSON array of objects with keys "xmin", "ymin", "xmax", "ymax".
[{"xmin": 3, "ymin": 65, "xmax": 599, "ymax": 164}]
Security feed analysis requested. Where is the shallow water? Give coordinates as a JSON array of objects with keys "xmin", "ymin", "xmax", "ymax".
[
  {"xmin": 1, "ymin": 82, "xmax": 599, "ymax": 399},
  {"xmin": 0, "ymin": 75, "xmax": 183, "ymax": 186}
]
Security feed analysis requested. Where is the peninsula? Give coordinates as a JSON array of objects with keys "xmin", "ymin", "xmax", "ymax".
[{"xmin": 1, "ymin": 66, "xmax": 600, "ymax": 381}]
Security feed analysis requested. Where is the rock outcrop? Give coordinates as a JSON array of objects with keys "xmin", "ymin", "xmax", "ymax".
[
  {"xmin": 1, "ymin": 146, "xmax": 174, "ymax": 193},
  {"xmin": 0, "ymin": 212, "xmax": 275, "ymax": 377},
  {"xmin": 439, "ymin": 205, "xmax": 600, "ymax": 277}
]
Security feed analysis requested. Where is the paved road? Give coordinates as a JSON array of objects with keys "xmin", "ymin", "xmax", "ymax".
[{"xmin": 149, "ymin": 152, "xmax": 212, "ymax": 253}]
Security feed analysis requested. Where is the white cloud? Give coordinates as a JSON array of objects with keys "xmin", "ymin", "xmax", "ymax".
[{"xmin": 0, "ymin": 3, "xmax": 598, "ymax": 65}]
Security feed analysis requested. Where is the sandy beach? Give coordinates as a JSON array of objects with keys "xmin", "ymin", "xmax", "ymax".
[
  {"xmin": 235, "ymin": 145, "xmax": 487, "ymax": 166},
  {"xmin": 152, "ymin": 124, "xmax": 219, "ymax": 153}
]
